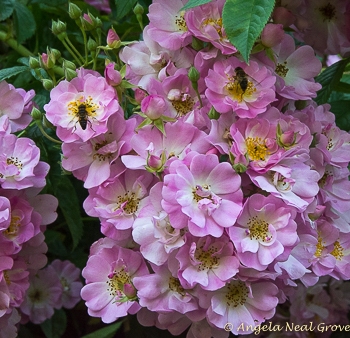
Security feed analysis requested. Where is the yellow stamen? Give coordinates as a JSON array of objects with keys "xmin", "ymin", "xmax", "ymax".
[{"xmin": 245, "ymin": 137, "xmax": 270, "ymax": 161}]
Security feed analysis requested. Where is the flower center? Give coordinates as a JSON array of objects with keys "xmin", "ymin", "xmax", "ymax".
[
  {"xmin": 225, "ymin": 73, "xmax": 256, "ymax": 103},
  {"xmin": 6, "ymin": 157, "xmax": 23, "ymax": 170},
  {"xmin": 273, "ymin": 173, "xmax": 294, "ymax": 192},
  {"xmin": 106, "ymin": 267, "xmax": 131, "ymax": 297},
  {"xmin": 275, "ymin": 61, "xmax": 289, "ymax": 77},
  {"xmin": 165, "ymin": 220, "xmax": 176, "ymax": 234},
  {"xmin": 115, "ymin": 191, "xmax": 140, "ymax": 215},
  {"xmin": 246, "ymin": 216, "xmax": 272, "ymax": 242},
  {"xmin": 202, "ymin": 17, "xmax": 223, "ymax": 38},
  {"xmin": 28, "ymin": 288, "xmax": 47, "ymax": 304},
  {"xmin": 3, "ymin": 271, "xmax": 10, "ymax": 285},
  {"xmin": 319, "ymin": 3, "xmax": 336, "ymax": 21},
  {"xmin": 171, "ymin": 94, "xmax": 195, "ymax": 117},
  {"xmin": 60, "ymin": 277, "xmax": 70, "ymax": 292},
  {"xmin": 168, "ymin": 276, "xmax": 186, "ymax": 296},
  {"xmin": 67, "ymin": 96, "xmax": 99, "ymax": 118},
  {"xmin": 315, "ymin": 232, "xmax": 326, "ymax": 257},
  {"xmin": 318, "ymin": 171, "xmax": 332, "ymax": 188},
  {"xmin": 326, "ymin": 137, "xmax": 334, "ymax": 150},
  {"xmin": 194, "ymin": 245, "xmax": 220, "ymax": 271},
  {"xmin": 192, "ymin": 185, "xmax": 212, "ymax": 202},
  {"xmin": 175, "ymin": 12, "xmax": 187, "ymax": 32},
  {"xmin": 3, "ymin": 215, "xmax": 21, "ymax": 238},
  {"xmin": 92, "ymin": 140, "xmax": 113, "ymax": 162},
  {"xmin": 223, "ymin": 128, "xmax": 233, "ymax": 147},
  {"xmin": 245, "ymin": 137, "xmax": 270, "ymax": 161},
  {"xmin": 331, "ymin": 241, "xmax": 344, "ymax": 261},
  {"xmin": 225, "ymin": 281, "xmax": 249, "ymax": 307}
]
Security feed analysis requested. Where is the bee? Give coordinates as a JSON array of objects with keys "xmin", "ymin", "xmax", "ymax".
[
  {"xmin": 233, "ymin": 67, "xmax": 248, "ymax": 94},
  {"xmin": 74, "ymin": 103, "xmax": 95, "ymax": 131},
  {"xmin": 225, "ymin": 67, "xmax": 257, "ymax": 103}
]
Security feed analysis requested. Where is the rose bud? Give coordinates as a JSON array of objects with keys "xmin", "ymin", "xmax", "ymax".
[
  {"xmin": 134, "ymin": 88, "xmax": 147, "ymax": 104},
  {"xmin": 104, "ymin": 62, "xmax": 122, "ymax": 86},
  {"xmin": 141, "ymin": 95, "xmax": 166, "ymax": 120}
]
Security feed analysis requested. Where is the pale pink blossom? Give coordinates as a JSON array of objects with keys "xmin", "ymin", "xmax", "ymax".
[
  {"xmin": 162, "ymin": 153, "xmax": 243, "ymax": 238},
  {"xmin": 185, "ymin": 0, "xmax": 237, "ymax": 55},
  {"xmin": 0, "ymin": 81, "xmax": 34, "ymax": 132},
  {"xmin": 133, "ymin": 182, "xmax": 186, "ymax": 266},
  {"xmin": 147, "ymin": 0, "xmax": 192, "ymax": 50},
  {"xmin": 50, "ymin": 260, "xmax": 83, "ymax": 309},
  {"xmin": 20, "ymin": 265, "xmax": 62, "ymax": 324},
  {"xmin": 175, "ymin": 234, "xmax": 240, "ymax": 290},
  {"xmin": 198, "ymin": 280, "xmax": 278, "ymax": 335},
  {"xmin": 229, "ymin": 194, "xmax": 298, "ymax": 271},
  {"xmin": 0, "ymin": 308, "xmax": 21, "ymax": 338},
  {"xmin": 83, "ymin": 168, "xmax": 155, "ymax": 237},
  {"xmin": 120, "ymin": 25, "xmax": 194, "ymax": 88},
  {"xmin": 62, "ymin": 114, "xmax": 135, "ymax": 188},
  {"xmin": 122, "ymin": 120, "xmax": 209, "ymax": 171},
  {"xmin": 0, "ymin": 134, "xmax": 49, "ymax": 190},
  {"xmin": 44, "ymin": 69, "xmax": 121, "ymax": 143},
  {"xmin": 133, "ymin": 261, "xmax": 199, "ymax": 314},
  {"xmin": 205, "ymin": 58, "xmax": 276, "ymax": 118},
  {"xmin": 81, "ymin": 244, "xmax": 149, "ymax": 323}
]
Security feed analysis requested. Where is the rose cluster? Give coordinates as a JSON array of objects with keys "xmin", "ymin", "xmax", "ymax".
[
  {"xmin": 42, "ymin": 0, "xmax": 350, "ymax": 336},
  {"xmin": 0, "ymin": 81, "xmax": 82, "ymax": 337}
]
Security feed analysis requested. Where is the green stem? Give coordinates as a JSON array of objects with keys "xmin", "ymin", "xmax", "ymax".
[
  {"xmin": 97, "ymin": 30, "xmax": 102, "ymax": 47},
  {"xmin": 80, "ymin": 28, "xmax": 89, "ymax": 66},
  {"xmin": 137, "ymin": 17, "xmax": 144, "ymax": 31},
  {"xmin": 194, "ymin": 87, "xmax": 203, "ymax": 108},
  {"xmin": 36, "ymin": 122, "xmax": 62, "ymax": 144},
  {"xmin": 156, "ymin": 172, "xmax": 163, "ymax": 182},
  {"xmin": 16, "ymin": 130, "xmax": 27, "ymax": 137},
  {"xmin": 61, "ymin": 39, "xmax": 82, "ymax": 66},
  {"xmin": 113, "ymin": 49, "xmax": 122, "ymax": 69},
  {"xmin": 65, "ymin": 36, "xmax": 85, "ymax": 63},
  {"xmin": 0, "ymin": 31, "xmax": 33, "ymax": 57}
]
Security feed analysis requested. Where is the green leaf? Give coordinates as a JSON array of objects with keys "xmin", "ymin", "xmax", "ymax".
[
  {"xmin": 120, "ymin": 64, "xmax": 127, "ymax": 79},
  {"xmin": 222, "ymin": 0, "xmax": 275, "ymax": 64},
  {"xmin": 40, "ymin": 309, "xmax": 67, "ymax": 338},
  {"xmin": 51, "ymin": 175, "xmax": 83, "ymax": 250},
  {"xmin": 334, "ymin": 81, "xmax": 350, "ymax": 94},
  {"xmin": 17, "ymin": 57, "xmax": 30, "ymax": 66},
  {"xmin": 0, "ymin": 66, "xmax": 29, "ymax": 82},
  {"xmin": 329, "ymin": 100, "xmax": 350, "ymax": 131},
  {"xmin": 115, "ymin": 0, "xmax": 138, "ymax": 20},
  {"xmin": 31, "ymin": 0, "xmax": 67, "ymax": 5},
  {"xmin": 121, "ymin": 80, "xmax": 138, "ymax": 88},
  {"xmin": 81, "ymin": 321, "xmax": 123, "ymax": 338},
  {"xmin": 136, "ymin": 117, "xmax": 152, "ymax": 129},
  {"xmin": 44, "ymin": 229, "xmax": 68, "ymax": 257},
  {"xmin": 181, "ymin": 0, "xmax": 214, "ymax": 10},
  {"xmin": 161, "ymin": 115, "xmax": 177, "ymax": 122},
  {"xmin": 315, "ymin": 58, "xmax": 350, "ymax": 104},
  {"xmin": 109, "ymin": 0, "xmax": 117, "ymax": 18},
  {"xmin": 18, "ymin": 326, "xmax": 35, "ymax": 338},
  {"xmin": 154, "ymin": 118, "xmax": 166, "ymax": 136},
  {"xmin": 0, "ymin": 0, "xmax": 15, "ymax": 21},
  {"xmin": 13, "ymin": 2, "xmax": 36, "ymax": 44}
]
